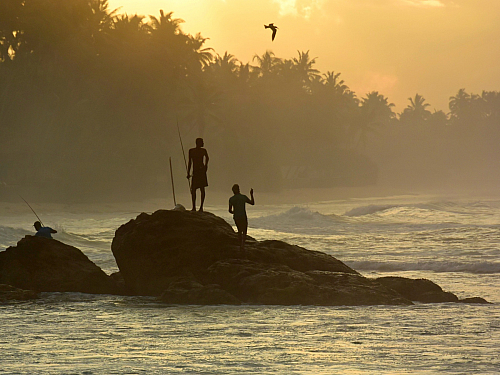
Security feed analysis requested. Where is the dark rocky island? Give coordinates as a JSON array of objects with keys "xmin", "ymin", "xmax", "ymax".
[
  {"xmin": 111, "ymin": 210, "xmax": 489, "ymax": 305},
  {"xmin": 0, "ymin": 210, "xmax": 489, "ymax": 305}
]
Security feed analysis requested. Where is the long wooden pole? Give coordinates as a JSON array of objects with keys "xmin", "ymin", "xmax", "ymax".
[
  {"xmin": 19, "ymin": 194, "xmax": 44, "ymax": 227},
  {"xmin": 177, "ymin": 118, "xmax": 191, "ymax": 191},
  {"xmin": 169, "ymin": 157, "xmax": 177, "ymax": 207}
]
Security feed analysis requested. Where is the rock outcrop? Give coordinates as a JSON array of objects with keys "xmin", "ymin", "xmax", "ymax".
[
  {"xmin": 0, "ymin": 284, "xmax": 38, "ymax": 303},
  {"xmin": 0, "ymin": 236, "xmax": 118, "ymax": 294},
  {"xmin": 1, "ymin": 211, "xmax": 488, "ymax": 305},
  {"xmin": 111, "ymin": 210, "xmax": 413, "ymax": 305},
  {"xmin": 376, "ymin": 276, "xmax": 491, "ymax": 304}
]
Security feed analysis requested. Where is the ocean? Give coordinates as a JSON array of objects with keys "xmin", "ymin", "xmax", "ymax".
[{"xmin": 0, "ymin": 193, "xmax": 499, "ymax": 374}]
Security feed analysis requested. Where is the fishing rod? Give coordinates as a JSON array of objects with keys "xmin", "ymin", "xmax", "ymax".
[
  {"xmin": 18, "ymin": 194, "xmax": 44, "ymax": 227},
  {"xmin": 169, "ymin": 157, "xmax": 176, "ymax": 207},
  {"xmin": 177, "ymin": 117, "xmax": 191, "ymax": 191}
]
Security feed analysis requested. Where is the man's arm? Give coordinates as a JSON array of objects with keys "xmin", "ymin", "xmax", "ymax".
[
  {"xmin": 248, "ymin": 188, "xmax": 255, "ymax": 205},
  {"xmin": 204, "ymin": 149, "xmax": 209, "ymax": 171},
  {"xmin": 229, "ymin": 201, "xmax": 233, "ymax": 214}
]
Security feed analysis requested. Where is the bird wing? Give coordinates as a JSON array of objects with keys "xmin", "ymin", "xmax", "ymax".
[{"xmin": 272, "ymin": 29, "xmax": 277, "ymax": 41}]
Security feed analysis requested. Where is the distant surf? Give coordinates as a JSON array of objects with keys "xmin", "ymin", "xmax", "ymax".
[
  {"xmin": 344, "ymin": 200, "xmax": 491, "ymax": 217},
  {"xmin": 348, "ymin": 260, "xmax": 500, "ymax": 274},
  {"xmin": 252, "ymin": 206, "xmax": 345, "ymax": 233}
]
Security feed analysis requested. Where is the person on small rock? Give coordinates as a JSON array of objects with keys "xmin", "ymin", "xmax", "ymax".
[
  {"xmin": 229, "ymin": 184, "xmax": 255, "ymax": 255},
  {"xmin": 33, "ymin": 221, "xmax": 57, "ymax": 239}
]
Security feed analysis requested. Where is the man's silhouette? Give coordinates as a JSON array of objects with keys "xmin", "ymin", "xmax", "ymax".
[
  {"xmin": 229, "ymin": 184, "xmax": 255, "ymax": 254},
  {"xmin": 187, "ymin": 138, "xmax": 209, "ymax": 212},
  {"xmin": 33, "ymin": 221, "xmax": 57, "ymax": 239}
]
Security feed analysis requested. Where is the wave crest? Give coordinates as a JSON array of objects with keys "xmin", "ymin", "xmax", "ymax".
[
  {"xmin": 253, "ymin": 206, "xmax": 343, "ymax": 232},
  {"xmin": 348, "ymin": 260, "xmax": 500, "ymax": 274},
  {"xmin": 344, "ymin": 204, "xmax": 398, "ymax": 217}
]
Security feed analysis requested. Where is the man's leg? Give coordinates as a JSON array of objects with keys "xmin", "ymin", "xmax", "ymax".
[
  {"xmin": 241, "ymin": 220, "xmax": 248, "ymax": 254},
  {"xmin": 234, "ymin": 218, "xmax": 245, "ymax": 252},
  {"xmin": 236, "ymin": 230, "xmax": 242, "ymax": 247},
  {"xmin": 199, "ymin": 187, "xmax": 205, "ymax": 212},
  {"xmin": 235, "ymin": 217, "xmax": 248, "ymax": 256},
  {"xmin": 191, "ymin": 187, "xmax": 197, "ymax": 211}
]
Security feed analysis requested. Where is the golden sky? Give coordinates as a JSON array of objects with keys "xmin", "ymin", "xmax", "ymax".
[{"xmin": 108, "ymin": 0, "xmax": 500, "ymax": 111}]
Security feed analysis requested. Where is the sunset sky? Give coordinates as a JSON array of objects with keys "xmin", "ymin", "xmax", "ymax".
[{"xmin": 108, "ymin": 0, "xmax": 500, "ymax": 111}]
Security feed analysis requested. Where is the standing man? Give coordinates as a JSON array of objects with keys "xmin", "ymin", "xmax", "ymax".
[
  {"xmin": 229, "ymin": 184, "xmax": 255, "ymax": 254},
  {"xmin": 187, "ymin": 138, "xmax": 209, "ymax": 212}
]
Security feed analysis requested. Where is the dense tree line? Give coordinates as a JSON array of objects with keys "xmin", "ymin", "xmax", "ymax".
[{"xmin": 1, "ymin": 0, "xmax": 499, "ymax": 200}]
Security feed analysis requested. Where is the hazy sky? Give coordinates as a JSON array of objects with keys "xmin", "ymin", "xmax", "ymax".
[{"xmin": 108, "ymin": 0, "xmax": 500, "ymax": 111}]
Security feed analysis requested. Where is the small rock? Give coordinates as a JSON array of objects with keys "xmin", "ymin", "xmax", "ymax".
[
  {"xmin": 458, "ymin": 297, "xmax": 491, "ymax": 304},
  {"xmin": 0, "ymin": 284, "xmax": 38, "ymax": 303},
  {"xmin": 0, "ymin": 236, "xmax": 118, "ymax": 294}
]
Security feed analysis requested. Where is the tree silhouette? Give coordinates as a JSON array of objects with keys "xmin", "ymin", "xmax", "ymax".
[
  {"xmin": 181, "ymin": 79, "xmax": 223, "ymax": 136},
  {"xmin": 252, "ymin": 50, "xmax": 281, "ymax": 77},
  {"xmin": 3, "ymin": 2, "xmax": 500, "ymax": 198},
  {"xmin": 350, "ymin": 92, "xmax": 395, "ymax": 149},
  {"xmin": 291, "ymin": 50, "xmax": 320, "ymax": 89},
  {"xmin": 399, "ymin": 94, "xmax": 432, "ymax": 125}
]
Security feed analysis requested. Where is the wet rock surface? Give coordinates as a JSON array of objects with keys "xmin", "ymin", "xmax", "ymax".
[
  {"xmin": 3, "ymin": 210, "xmax": 487, "ymax": 306},
  {"xmin": 112, "ymin": 210, "xmax": 426, "ymax": 305},
  {"xmin": 0, "ymin": 236, "xmax": 118, "ymax": 294},
  {"xmin": 376, "ymin": 276, "xmax": 490, "ymax": 304},
  {"xmin": 0, "ymin": 284, "xmax": 38, "ymax": 303}
]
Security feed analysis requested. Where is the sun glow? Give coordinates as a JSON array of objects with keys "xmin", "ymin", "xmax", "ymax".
[{"xmin": 107, "ymin": 0, "xmax": 500, "ymax": 111}]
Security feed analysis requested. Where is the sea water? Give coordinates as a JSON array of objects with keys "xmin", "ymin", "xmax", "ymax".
[{"xmin": 0, "ymin": 194, "xmax": 499, "ymax": 374}]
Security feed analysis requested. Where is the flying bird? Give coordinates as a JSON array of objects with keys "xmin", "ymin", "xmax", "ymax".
[{"xmin": 264, "ymin": 23, "xmax": 278, "ymax": 41}]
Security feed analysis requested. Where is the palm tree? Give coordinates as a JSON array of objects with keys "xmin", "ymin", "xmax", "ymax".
[
  {"xmin": 213, "ymin": 52, "xmax": 238, "ymax": 73},
  {"xmin": 86, "ymin": 0, "xmax": 117, "ymax": 36},
  {"xmin": 480, "ymin": 90, "xmax": 500, "ymax": 124},
  {"xmin": 188, "ymin": 32, "xmax": 213, "ymax": 69},
  {"xmin": 349, "ymin": 91, "xmax": 395, "ymax": 149},
  {"xmin": 323, "ymin": 71, "xmax": 348, "ymax": 94},
  {"xmin": 449, "ymin": 88, "xmax": 469, "ymax": 117},
  {"xmin": 181, "ymin": 80, "xmax": 223, "ymax": 136},
  {"xmin": 428, "ymin": 109, "xmax": 448, "ymax": 127},
  {"xmin": 149, "ymin": 10, "xmax": 183, "ymax": 38},
  {"xmin": 449, "ymin": 88, "xmax": 485, "ymax": 125},
  {"xmin": 360, "ymin": 91, "xmax": 395, "ymax": 123},
  {"xmin": 291, "ymin": 50, "xmax": 320, "ymax": 87},
  {"xmin": 399, "ymin": 94, "xmax": 432, "ymax": 125},
  {"xmin": 236, "ymin": 62, "xmax": 257, "ymax": 85},
  {"xmin": 252, "ymin": 50, "xmax": 281, "ymax": 77},
  {"xmin": 110, "ymin": 14, "xmax": 148, "ymax": 47}
]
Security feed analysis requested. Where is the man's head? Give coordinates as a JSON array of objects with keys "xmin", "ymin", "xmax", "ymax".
[
  {"xmin": 196, "ymin": 138, "xmax": 204, "ymax": 147},
  {"xmin": 33, "ymin": 221, "xmax": 42, "ymax": 230},
  {"xmin": 232, "ymin": 184, "xmax": 240, "ymax": 195}
]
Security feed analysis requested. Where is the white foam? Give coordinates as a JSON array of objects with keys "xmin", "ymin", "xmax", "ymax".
[
  {"xmin": 343, "ymin": 204, "xmax": 399, "ymax": 217},
  {"xmin": 348, "ymin": 260, "xmax": 500, "ymax": 274},
  {"xmin": 252, "ymin": 206, "xmax": 344, "ymax": 233}
]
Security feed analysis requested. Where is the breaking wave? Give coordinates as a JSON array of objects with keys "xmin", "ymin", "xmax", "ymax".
[
  {"xmin": 0, "ymin": 225, "xmax": 32, "ymax": 249},
  {"xmin": 348, "ymin": 260, "xmax": 500, "ymax": 274},
  {"xmin": 343, "ymin": 200, "xmax": 492, "ymax": 217},
  {"xmin": 252, "ymin": 206, "xmax": 344, "ymax": 232},
  {"xmin": 0, "ymin": 224, "xmax": 112, "ymax": 252},
  {"xmin": 344, "ymin": 204, "xmax": 399, "ymax": 217}
]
